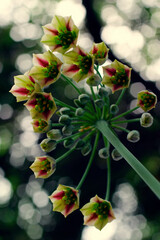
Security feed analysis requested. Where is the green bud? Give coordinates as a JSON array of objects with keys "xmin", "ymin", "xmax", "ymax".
[
  {"xmin": 59, "ymin": 107, "xmax": 71, "ymax": 115},
  {"xmin": 59, "ymin": 115, "xmax": 71, "ymax": 125},
  {"xmin": 127, "ymin": 130, "xmax": 140, "ymax": 143},
  {"xmin": 98, "ymin": 147, "xmax": 109, "ymax": 159},
  {"xmin": 78, "ymin": 94, "xmax": 91, "ymax": 105},
  {"xmin": 75, "ymin": 108, "xmax": 84, "ymax": 116},
  {"xmin": 75, "ymin": 140, "xmax": 85, "ymax": 150},
  {"xmin": 110, "ymin": 104, "xmax": 119, "ymax": 115},
  {"xmin": 74, "ymin": 99, "xmax": 83, "ymax": 108},
  {"xmin": 86, "ymin": 74, "xmax": 101, "ymax": 86},
  {"xmin": 62, "ymin": 125, "xmax": 74, "ymax": 136},
  {"xmin": 63, "ymin": 138, "xmax": 74, "ymax": 148},
  {"xmin": 40, "ymin": 139, "xmax": 57, "ymax": 152},
  {"xmin": 47, "ymin": 129, "xmax": 62, "ymax": 140},
  {"xmin": 140, "ymin": 113, "xmax": 153, "ymax": 128},
  {"xmin": 111, "ymin": 149, "xmax": 122, "ymax": 161},
  {"xmin": 94, "ymin": 99, "xmax": 104, "ymax": 108},
  {"xmin": 81, "ymin": 142, "xmax": 92, "ymax": 156},
  {"xmin": 98, "ymin": 87, "xmax": 111, "ymax": 97}
]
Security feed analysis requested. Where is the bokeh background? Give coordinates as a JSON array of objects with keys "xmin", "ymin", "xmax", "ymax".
[{"xmin": 0, "ymin": 0, "xmax": 160, "ymax": 239}]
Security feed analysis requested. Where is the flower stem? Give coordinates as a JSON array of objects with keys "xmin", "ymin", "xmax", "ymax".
[
  {"xmin": 61, "ymin": 74, "xmax": 82, "ymax": 94},
  {"xmin": 76, "ymin": 132, "xmax": 100, "ymax": 190},
  {"xmin": 90, "ymin": 87, "xmax": 101, "ymax": 118},
  {"xmin": 96, "ymin": 120, "xmax": 160, "ymax": 199},
  {"xmin": 111, "ymin": 118, "xmax": 140, "ymax": 124},
  {"xmin": 111, "ymin": 124, "xmax": 130, "ymax": 133},
  {"xmin": 56, "ymin": 147, "xmax": 75, "ymax": 163},
  {"xmin": 111, "ymin": 106, "xmax": 139, "ymax": 121},
  {"xmin": 115, "ymin": 88, "xmax": 126, "ymax": 105},
  {"xmin": 103, "ymin": 136, "xmax": 111, "ymax": 200},
  {"xmin": 54, "ymin": 97, "xmax": 76, "ymax": 111}
]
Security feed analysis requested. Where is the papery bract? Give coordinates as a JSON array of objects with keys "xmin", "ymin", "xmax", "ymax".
[
  {"xmin": 41, "ymin": 15, "xmax": 79, "ymax": 54},
  {"xmin": 62, "ymin": 46, "xmax": 94, "ymax": 82},
  {"xmin": 90, "ymin": 42, "xmax": 109, "ymax": 65},
  {"xmin": 49, "ymin": 184, "xmax": 79, "ymax": 217},
  {"xmin": 137, "ymin": 90, "xmax": 157, "ymax": 112},
  {"xmin": 10, "ymin": 71, "xmax": 41, "ymax": 102},
  {"xmin": 102, "ymin": 60, "xmax": 131, "ymax": 93},
  {"xmin": 80, "ymin": 195, "xmax": 115, "ymax": 231},
  {"xmin": 30, "ymin": 51, "xmax": 63, "ymax": 88},
  {"xmin": 25, "ymin": 92, "xmax": 57, "ymax": 121},
  {"xmin": 30, "ymin": 156, "xmax": 56, "ymax": 178}
]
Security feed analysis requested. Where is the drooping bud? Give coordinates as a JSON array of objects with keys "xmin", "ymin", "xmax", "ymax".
[
  {"xmin": 59, "ymin": 115, "xmax": 71, "ymax": 125},
  {"xmin": 111, "ymin": 149, "xmax": 122, "ymax": 161},
  {"xmin": 59, "ymin": 107, "xmax": 72, "ymax": 115},
  {"xmin": 81, "ymin": 142, "xmax": 92, "ymax": 156},
  {"xmin": 110, "ymin": 104, "xmax": 119, "ymax": 115},
  {"xmin": 74, "ymin": 99, "xmax": 83, "ymax": 108},
  {"xmin": 86, "ymin": 74, "xmax": 101, "ymax": 86},
  {"xmin": 127, "ymin": 130, "xmax": 140, "ymax": 143},
  {"xmin": 75, "ymin": 108, "xmax": 84, "ymax": 116},
  {"xmin": 62, "ymin": 125, "xmax": 74, "ymax": 136},
  {"xmin": 98, "ymin": 87, "xmax": 111, "ymax": 97},
  {"xmin": 47, "ymin": 129, "xmax": 62, "ymax": 140},
  {"xmin": 75, "ymin": 140, "xmax": 85, "ymax": 150},
  {"xmin": 40, "ymin": 138, "xmax": 57, "ymax": 152},
  {"xmin": 98, "ymin": 147, "xmax": 109, "ymax": 159},
  {"xmin": 94, "ymin": 99, "xmax": 104, "ymax": 108},
  {"xmin": 140, "ymin": 113, "xmax": 153, "ymax": 128},
  {"xmin": 63, "ymin": 138, "xmax": 74, "ymax": 148},
  {"xmin": 78, "ymin": 94, "xmax": 91, "ymax": 105}
]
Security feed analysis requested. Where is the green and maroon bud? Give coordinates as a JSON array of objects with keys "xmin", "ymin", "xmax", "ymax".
[
  {"xmin": 62, "ymin": 125, "xmax": 74, "ymax": 136},
  {"xmin": 75, "ymin": 108, "xmax": 84, "ymax": 116},
  {"xmin": 78, "ymin": 94, "xmax": 91, "ymax": 105},
  {"xmin": 32, "ymin": 119, "xmax": 49, "ymax": 133},
  {"xmin": 137, "ymin": 90, "xmax": 157, "ymax": 112},
  {"xmin": 110, "ymin": 104, "xmax": 119, "ymax": 115},
  {"xmin": 98, "ymin": 87, "xmax": 111, "ymax": 97}
]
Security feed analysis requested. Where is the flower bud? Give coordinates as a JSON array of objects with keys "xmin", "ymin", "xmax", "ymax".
[
  {"xmin": 74, "ymin": 99, "xmax": 83, "ymax": 108},
  {"xmin": 98, "ymin": 87, "xmax": 111, "ymax": 97},
  {"xmin": 47, "ymin": 129, "xmax": 62, "ymax": 140},
  {"xmin": 59, "ymin": 107, "xmax": 71, "ymax": 115},
  {"xmin": 86, "ymin": 74, "xmax": 101, "ymax": 86},
  {"xmin": 75, "ymin": 108, "xmax": 84, "ymax": 116},
  {"xmin": 62, "ymin": 125, "xmax": 74, "ymax": 136},
  {"xmin": 111, "ymin": 149, "xmax": 122, "ymax": 161},
  {"xmin": 59, "ymin": 115, "xmax": 71, "ymax": 125},
  {"xmin": 40, "ymin": 139, "xmax": 57, "ymax": 152},
  {"xmin": 75, "ymin": 140, "xmax": 85, "ymax": 150},
  {"xmin": 81, "ymin": 142, "xmax": 92, "ymax": 156},
  {"xmin": 140, "ymin": 113, "xmax": 153, "ymax": 128},
  {"xmin": 78, "ymin": 94, "xmax": 91, "ymax": 105},
  {"xmin": 110, "ymin": 104, "xmax": 119, "ymax": 115},
  {"xmin": 94, "ymin": 99, "xmax": 104, "ymax": 108},
  {"xmin": 98, "ymin": 147, "xmax": 109, "ymax": 159},
  {"xmin": 63, "ymin": 138, "xmax": 74, "ymax": 148},
  {"xmin": 127, "ymin": 130, "xmax": 140, "ymax": 143}
]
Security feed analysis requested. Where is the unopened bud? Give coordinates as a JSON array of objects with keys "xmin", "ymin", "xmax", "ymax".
[
  {"xmin": 81, "ymin": 142, "xmax": 92, "ymax": 156},
  {"xmin": 86, "ymin": 74, "xmax": 101, "ymax": 86},
  {"xmin": 59, "ymin": 107, "xmax": 71, "ymax": 115},
  {"xmin": 59, "ymin": 115, "xmax": 71, "ymax": 125},
  {"xmin": 98, "ymin": 87, "xmax": 111, "ymax": 97},
  {"xmin": 63, "ymin": 138, "xmax": 74, "ymax": 148},
  {"xmin": 78, "ymin": 94, "xmax": 91, "ymax": 105},
  {"xmin": 75, "ymin": 108, "xmax": 84, "ymax": 116},
  {"xmin": 98, "ymin": 147, "xmax": 109, "ymax": 159},
  {"xmin": 74, "ymin": 99, "xmax": 83, "ymax": 108},
  {"xmin": 94, "ymin": 99, "xmax": 104, "ymax": 108},
  {"xmin": 62, "ymin": 125, "xmax": 74, "ymax": 136},
  {"xmin": 110, "ymin": 104, "xmax": 119, "ymax": 115},
  {"xmin": 47, "ymin": 129, "xmax": 62, "ymax": 140},
  {"xmin": 127, "ymin": 130, "xmax": 140, "ymax": 143},
  {"xmin": 111, "ymin": 149, "xmax": 122, "ymax": 161},
  {"xmin": 75, "ymin": 140, "xmax": 85, "ymax": 150},
  {"xmin": 40, "ymin": 139, "xmax": 57, "ymax": 152},
  {"xmin": 140, "ymin": 113, "xmax": 153, "ymax": 128}
]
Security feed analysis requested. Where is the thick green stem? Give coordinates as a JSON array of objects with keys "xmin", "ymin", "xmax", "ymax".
[
  {"xmin": 96, "ymin": 120, "xmax": 160, "ymax": 199},
  {"xmin": 61, "ymin": 74, "xmax": 81, "ymax": 94},
  {"xmin": 76, "ymin": 132, "xmax": 100, "ymax": 190}
]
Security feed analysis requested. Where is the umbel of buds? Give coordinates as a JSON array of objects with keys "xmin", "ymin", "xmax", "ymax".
[{"xmin": 10, "ymin": 14, "xmax": 160, "ymax": 232}]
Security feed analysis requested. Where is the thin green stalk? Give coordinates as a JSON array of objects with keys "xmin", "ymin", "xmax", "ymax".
[
  {"xmin": 52, "ymin": 123, "xmax": 63, "ymax": 127},
  {"xmin": 111, "ymin": 118, "xmax": 140, "ymax": 124},
  {"xmin": 97, "ymin": 120, "xmax": 160, "ymax": 199},
  {"xmin": 90, "ymin": 86, "xmax": 101, "ymax": 118},
  {"xmin": 61, "ymin": 74, "xmax": 82, "ymax": 94},
  {"xmin": 56, "ymin": 132, "xmax": 83, "ymax": 144},
  {"xmin": 56, "ymin": 147, "xmax": 75, "ymax": 163},
  {"xmin": 94, "ymin": 65, "xmax": 102, "ymax": 81},
  {"xmin": 54, "ymin": 97, "xmax": 76, "ymax": 111},
  {"xmin": 111, "ymin": 106, "xmax": 139, "ymax": 121},
  {"xmin": 76, "ymin": 132, "xmax": 100, "ymax": 190},
  {"xmin": 115, "ymin": 88, "xmax": 126, "ymax": 105},
  {"xmin": 111, "ymin": 124, "xmax": 130, "ymax": 133}
]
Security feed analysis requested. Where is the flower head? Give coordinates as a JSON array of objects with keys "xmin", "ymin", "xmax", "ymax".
[
  {"xmin": 49, "ymin": 184, "xmax": 79, "ymax": 217},
  {"xmin": 90, "ymin": 42, "xmax": 109, "ymax": 65},
  {"xmin": 9, "ymin": 71, "xmax": 41, "ymax": 102},
  {"xmin": 41, "ymin": 15, "xmax": 79, "ymax": 54},
  {"xmin": 137, "ymin": 90, "xmax": 157, "ymax": 112},
  {"xmin": 102, "ymin": 60, "xmax": 131, "ymax": 93},
  {"xmin": 62, "ymin": 46, "xmax": 94, "ymax": 82},
  {"xmin": 30, "ymin": 156, "xmax": 56, "ymax": 178},
  {"xmin": 25, "ymin": 92, "xmax": 57, "ymax": 121},
  {"xmin": 80, "ymin": 195, "xmax": 115, "ymax": 231},
  {"xmin": 29, "ymin": 51, "xmax": 63, "ymax": 88},
  {"xmin": 31, "ymin": 119, "xmax": 49, "ymax": 133}
]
